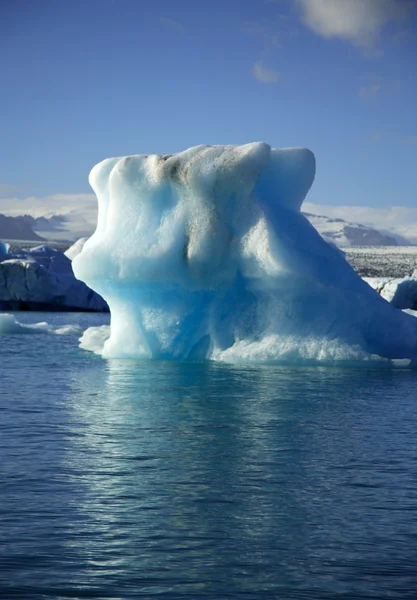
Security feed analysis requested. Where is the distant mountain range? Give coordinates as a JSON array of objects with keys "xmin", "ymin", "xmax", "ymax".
[
  {"xmin": 0, "ymin": 211, "xmax": 414, "ymax": 247},
  {"xmin": 303, "ymin": 212, "xmax": 409, "ymax": 247},
  {"xmin": 0, "ymin": 214, "xmax": 70, "ymax": 242},
  {"xmin": 0, "ymin": 214, "xmax": 45, "ymax": 241}
]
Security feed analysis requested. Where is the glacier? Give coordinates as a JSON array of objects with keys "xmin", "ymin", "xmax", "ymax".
[{"xmin": 73, "ymin": 143, "xmax": 417, "ymax": 364}]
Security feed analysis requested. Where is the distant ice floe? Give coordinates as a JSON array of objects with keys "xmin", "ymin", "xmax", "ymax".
[
  {"xmin": 72, "ymin": 143, "xmax": 417, "ymax": 364},
  {"xmin": 0, "ymin": 313, "xmax": 82, "ymax": 336}
]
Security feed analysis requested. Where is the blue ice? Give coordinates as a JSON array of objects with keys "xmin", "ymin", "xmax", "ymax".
[{"xmin": 73, "ymin": 143, "xmax": 417, "ymax": 364}]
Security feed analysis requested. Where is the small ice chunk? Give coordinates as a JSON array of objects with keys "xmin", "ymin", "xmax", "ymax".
[{"xmin": 79, "ymin": 325, "xmax": 110, "ymax": 354}]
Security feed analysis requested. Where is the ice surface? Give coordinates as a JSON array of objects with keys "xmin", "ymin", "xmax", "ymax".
[
  {"xmin": 0, "ymin": 241, "xmax": 10, "ymax": 257},
  {"xmin": 65, "ymin": 237, "xmax": 89, "ymax": 261},
  {"xmin": 73, "ymin": 143, "xmax": 417, "ymax": 363}
]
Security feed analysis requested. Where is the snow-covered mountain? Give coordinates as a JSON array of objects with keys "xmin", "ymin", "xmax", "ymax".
[
  {"xmin": 303, "ymin": 203, "xmax": 417, "ymax": 245},
  {"xmin": 303, "ymin": 212, "xmax": 411, "ymax": 247}
]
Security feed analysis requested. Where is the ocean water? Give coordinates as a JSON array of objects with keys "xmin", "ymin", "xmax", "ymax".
[{"xmin": 1, "ymin": 313, "xmax": 417, "ymax": 600}]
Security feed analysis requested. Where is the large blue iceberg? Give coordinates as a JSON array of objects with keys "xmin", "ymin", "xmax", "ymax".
[{"xmin": 73, "ymin": 143, "xmax": 417, "ymax": 363}]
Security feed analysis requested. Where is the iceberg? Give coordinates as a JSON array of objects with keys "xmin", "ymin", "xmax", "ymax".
[
  {"xmin": 0, "ymin": 244, "xmax": 108, "ymax": 312},
  {"xmin": 73, "ymin": 143, "xmax": 417, "ymax": 363}
]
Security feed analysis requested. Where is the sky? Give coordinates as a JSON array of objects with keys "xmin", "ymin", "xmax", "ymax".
[{"xmin": 1, "ymin": 0, "xmax": 416, "ymax": 226}]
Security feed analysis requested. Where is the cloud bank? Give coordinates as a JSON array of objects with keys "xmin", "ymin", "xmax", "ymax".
[{"xmin": 296, "ymin": 0, "xmax": 410, "ymax": 48}]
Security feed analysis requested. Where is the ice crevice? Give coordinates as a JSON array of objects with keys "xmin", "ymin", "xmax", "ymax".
[{"xmin": 73, "ymin": 143, "xmax": 417, "ymax": 364}]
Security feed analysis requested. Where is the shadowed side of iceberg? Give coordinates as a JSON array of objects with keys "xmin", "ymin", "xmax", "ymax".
[{"xmin": 73, "ymin": 143, "xmax": 417, "ymax": 363}]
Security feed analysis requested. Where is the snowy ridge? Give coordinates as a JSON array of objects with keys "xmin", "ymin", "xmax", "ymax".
[
  {"xmin": 303, "ymin": 212, "xmax": 409, "ymax": 247},
  {"xmin": 304, "ymin": 203, "xmax": 417, "ymax": 246}
]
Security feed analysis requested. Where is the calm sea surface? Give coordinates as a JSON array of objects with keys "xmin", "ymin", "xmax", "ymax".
[{"xmin": 1, "ymin": 312, "xmax": 417, "ymax": 600}]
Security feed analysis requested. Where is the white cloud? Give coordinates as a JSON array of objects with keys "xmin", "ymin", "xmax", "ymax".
[
  {"xmin": 160, "ymin": 17, "xmax": 186, "ymax": 32},
  {"xmin": 296, "ymin": 0, "xmax": 410, "ymax": 49},
  {"xmin": 251, "ymin": 61, "xmax": 279, "ymax": 83},
  {"xmin": 304, "ymin": 202, "xmax": 417, "ymax": 243}
]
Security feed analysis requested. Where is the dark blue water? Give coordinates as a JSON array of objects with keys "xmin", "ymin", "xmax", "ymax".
[{"xmin": 1, "ymin": 313, "xmax": 417, "ymax": 599}]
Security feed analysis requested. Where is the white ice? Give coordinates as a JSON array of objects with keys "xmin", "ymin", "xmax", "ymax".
[
  {"xmin": 65, "ymin": 237, "xmax": 89, "ymax": 261},
  {"xmin": 79, "ymin": 324, "xmax": 110, "ymax": 353},
  {"xmin": 364, "ymin": 270, "xmax": 417, "ymax": 311},
  {"xmin": 73, "ymin": 143, "xmax": 417, "ymax": 364}
]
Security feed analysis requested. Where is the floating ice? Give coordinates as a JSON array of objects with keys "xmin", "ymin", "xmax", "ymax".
[
  {"xmin": 0, "ymin": 313, "xmax": 82, "ymax": 336},
  {"xmin": 365, "ymin": 270, "xmax": 417, "ymax": 311},
  {"xmin": 0, "ymin": 244, "xmax": 108, "ymax": 311},
  {"xmin": 73, "ymin": 143, "xmax": 417, "ymax": 363},
  {"xmin": 79, "ymin": 324, "xmax": 111, "ymax": 354},
  {"xmin": 0, "ymin": 313, "xmax": 41, "ymax": 334}
]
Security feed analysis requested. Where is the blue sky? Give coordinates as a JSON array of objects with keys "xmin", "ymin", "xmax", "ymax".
[{"xmin": 1, "ymin": 0, "xmax": 416, "ymax": 213}]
